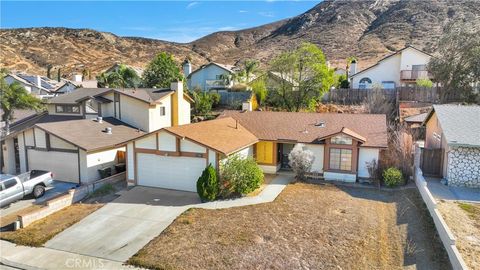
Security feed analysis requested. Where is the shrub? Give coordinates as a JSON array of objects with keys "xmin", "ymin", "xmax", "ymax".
[
  {"xmin": 196, "ymin": 164, "xmax": 219, "ymax": 202},
  {"xmin": 250, "ymin": 79, "xmax": 267, "ymax": 106},
  {"xmin": 209, "ymin": 92, "xmax": 221, "ymax": 107},
  {"xmin": 220, "ymin": 156, "xmax": 263, "ymax": 197},
  {"xmin": 416, "ymin": 78, "xmax": 433, "ymax": 88},
  {"xmin": 288, "ymin": 144, "xmax": 315, "ymax": 181},
  {"xmin": 383, "ymin": 167, "xmax": 404, "ymax": 187}
]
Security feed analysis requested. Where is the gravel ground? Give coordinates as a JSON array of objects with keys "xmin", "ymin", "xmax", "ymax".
[{"xmin": 129, "ymin": 183, "xmax": 450, "ymax": 270}]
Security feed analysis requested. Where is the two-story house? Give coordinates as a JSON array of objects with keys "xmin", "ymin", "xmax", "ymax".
[
  {"xmin": 349, "ymin": 46, "xmax": 433, "ymax": 89},
  {"xmin": 0, "ymin": 82, "xmax": 192, "ymax": 184},
  {"xmin": 4, "ymin": 73, "xmax": 72, "ymax": 99},
  {"xmin": 184, "ymin": 61, "xmax": 238, "ymax": 91}
]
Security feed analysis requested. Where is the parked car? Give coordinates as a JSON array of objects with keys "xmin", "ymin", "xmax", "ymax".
[{"xmin": 0, "ymin": 170, "xmax": 54, "ymax": 207}]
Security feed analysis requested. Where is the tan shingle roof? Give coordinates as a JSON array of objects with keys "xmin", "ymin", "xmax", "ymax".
[
  {"xmin": 220, "ymin": 110, "xmax": 387, "ymax": 148},
  {"xmin": 35, "ymin": 116, "xmax": 145, "ymax": 151},
  {"xmin": 165, "ymin": 117, "xmax": 258, "ymax": 155}
]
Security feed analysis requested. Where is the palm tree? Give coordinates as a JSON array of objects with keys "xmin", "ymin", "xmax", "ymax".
[
  {"xmin": 96, "ymin": 64, "xmax": 140, "ymax": 88},
  {"xmin": 243, "ymin": 59, "xmax": 258, "ymax": 82},
  {"xmin": 1, "ymin": 79, "xmax": 43, "ymax": 135}
]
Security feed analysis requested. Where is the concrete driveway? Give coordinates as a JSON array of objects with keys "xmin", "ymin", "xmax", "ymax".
[
  {"xmin": 0, "ymin": 181, "xmax": 78, "ymax": 218},
  {"xmin": 45, "ymin": 187, "xmax": 201, "ymax": 262}
]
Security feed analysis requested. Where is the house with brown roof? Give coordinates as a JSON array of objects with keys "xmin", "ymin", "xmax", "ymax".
[
  {"xmin": 1, "ymin": 82, "xmax": 192, "ymax": 184},
  {"xmin": 125, "ymin": 110, "xmax": 387, "ymax": 191}
]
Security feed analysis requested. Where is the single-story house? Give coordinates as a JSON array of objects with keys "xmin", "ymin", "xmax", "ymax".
[
  {"xmin": 423, "ymin": 104, "xmax": 480, "ymax": 187},
  {"xmin": 125, "ymin": 110, "xmax": 388, "ymax": 191},
  {"xmin": 218, "ymin": 91, "xmax": 258, "ymax": 111}
]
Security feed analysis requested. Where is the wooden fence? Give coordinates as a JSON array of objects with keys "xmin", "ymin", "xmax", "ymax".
[
  {"xmin": 323, "ymin": 86, "xmax": 463, "ymax": 104},
  {"xmin": 420, "ymin": 148, "xmax": 443, "ymax": 177}
]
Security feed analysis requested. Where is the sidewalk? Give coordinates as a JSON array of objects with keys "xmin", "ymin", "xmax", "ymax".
[
  {"xmin": 425, "ymin": 177, "xmax": 480, "ymax": 203},
  {"xmin": 0, "ymin": 240, "xmax": 138, "ymax": 270}
]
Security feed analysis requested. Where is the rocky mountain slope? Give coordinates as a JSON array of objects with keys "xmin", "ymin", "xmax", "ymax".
[{"xmin": 1, "ymin": 0, "xmax": 479, "ymax": 77}]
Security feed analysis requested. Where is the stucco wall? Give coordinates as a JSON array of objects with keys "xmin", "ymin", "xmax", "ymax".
[
  {"xmin": 181, "ymin": 139, "xmax": 206, "ymax": 153},
  {"xmin": 17, "ymin": 133, "xmax": 27, "ymax": 173},
  {"xmin": 399, "ymin": 48, "xmax": 431, "ymax": 71},
  {"xmin": 2, "ymin": 137, "xmax": 16, "ymax": 174},
  {"xmin": 188, "ymin": 65, "xmax": 231, "ymax": 91},
  {"xmin": 149, "ymin": 99, "xmax": 172, "ymax": 131},
  {"xmin": 158, "ymin": 132, "xmax": 176, "ymax": 151},
  {"xmin": 324, "ymin": 171, "xmax": 356, "ymax": 182},
  {"xmin": 447, "ymin": 147, "xmax": 480, "ymax": 188},
  {"xmin": 127, "ymin": 142, "xmax": 135, "ymax": 180},
  {"xmin": 136, "ymin": 134, "xmax": 157, "ymax": 149},
  {"xmin": 34, "ymin": 128, "xmax": 47, "ymax": 148},
  {"xmin": 303, "ymin": 144, "xmax": 324, "ymax": 172},
  {"xmin": 50, "ymin": 134, "xmax": 77, "ymax": 150},
  {"xmin": 357, "ymin": 148, "xmax": 380, "ymax": 178},
  {"xmin": 119, "ymin": 95, "xmax": 150, "ymax": 132},
  {"xmin": 84, "ymin": 147, "xmax": 124, "ymax": 183},
  {"xmin": 208, "ymin": 149, "xmax": 217, "ymax": 168},
  {"xmin": 258, "ymin": 164, "xmax": 281, "ymax": 174}
]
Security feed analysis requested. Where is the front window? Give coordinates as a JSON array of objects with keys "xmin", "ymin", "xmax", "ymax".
[
  {"xmin": 56, "ymin": 105, "xmax": 80, "ymax": 114},
  {"xmin": 359, "ymin": 77, "xmax": 372, "ymax": 89},
  {"xmin": 159, "ymin": 106, "xmax": 166, "ymax": 116},
  {"xmin": 329, "ymin": 148, "xmax": 352, "ymax": 171},
  {"xmin": 382, "ymin": 81, "xmax": 395, "ymax": 89},
  {"xmin": 331, "ymin": 134, "xmax": 352, "ymax": 145}
]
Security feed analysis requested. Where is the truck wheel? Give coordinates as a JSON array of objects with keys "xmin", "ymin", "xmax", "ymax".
[{"xmin": 33, "ymin": 185, "xmax": 45, "ymax": 198}]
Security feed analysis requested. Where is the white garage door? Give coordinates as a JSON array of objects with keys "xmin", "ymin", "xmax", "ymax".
[
  {"xmin": 137, "ymin": 153, "xmax": 206, "ymax": 192},
  {"xmin": 28, "ymin": 149, "xmax": 79, "ymax": 183}
]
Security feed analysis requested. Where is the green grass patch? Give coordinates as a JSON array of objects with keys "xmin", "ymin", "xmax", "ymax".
[{"xmin": 89, "ymin": 183, "xmax": 115, "ymax": 198}]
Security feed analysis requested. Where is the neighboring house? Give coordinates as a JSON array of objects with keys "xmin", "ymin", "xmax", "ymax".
[
  {"xmin": 0, "ymin": 82, "xmax": 192, "ymax": 184},
  {"xmin": 404, "ymin": 112, "xmax": 428, "ymax": 141},
  {"xmin": 350, "ymin": 46, "xmax": 433, "ymax": 89},
  {"xmin": 423, "ymin": 104, "xmax": 480, "ymax": 188},
  {"xmin": 4, "ymin": 73, "xmax": 65, "ymax": 98},
  {"xmin": 125, "ymin": 110, "xmax": 387, "ymax": 191},
  {"xmin": 184, "ymin": 61, "xmax": 238, "ymax": 91}
]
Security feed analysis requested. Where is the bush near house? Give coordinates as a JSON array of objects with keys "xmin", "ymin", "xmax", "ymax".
[
  {"xmin": 220, "ymin": 156, "xmax": 263, "ymax": 197},
  {"xmin": 288, "ymin": 144, "xmax": 315, "ymax": 181},
  {"xmin": 196, "ymin": 164, "xmax": 219, "ymax": 202},
  {"xmin": 383, "ymin": 167, "xmax": 404, "ymax": 187}
]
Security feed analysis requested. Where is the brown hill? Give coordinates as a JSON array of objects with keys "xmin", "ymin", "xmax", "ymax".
[{"xmin": 1, "ymin": 0, "xmax": 479, "ymax": 77}]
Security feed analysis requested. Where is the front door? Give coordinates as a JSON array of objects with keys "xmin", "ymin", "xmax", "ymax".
[{"xmin": 280, "ymin": 143, "xmax": 295, "ymax": 169}]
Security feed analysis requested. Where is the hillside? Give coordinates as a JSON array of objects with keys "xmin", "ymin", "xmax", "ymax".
[{"xmin": 1, "ymin": 0, "xmax": 479, "ymax": 77}]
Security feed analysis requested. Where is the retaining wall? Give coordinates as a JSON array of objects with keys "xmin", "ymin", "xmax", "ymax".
[{"xmin": 414, "ymin": 166, "xmax": 468, "ymax": 270}]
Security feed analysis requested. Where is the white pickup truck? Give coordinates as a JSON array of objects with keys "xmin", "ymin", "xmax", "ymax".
[{"xmin": 0, "ymin": 170, "xmax": 54, "ymax": 207}]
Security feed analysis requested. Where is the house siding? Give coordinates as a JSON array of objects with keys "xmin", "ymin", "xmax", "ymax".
[{"xmin": 446, "ymin": 146, "xmax": 480, "ymax": 188}]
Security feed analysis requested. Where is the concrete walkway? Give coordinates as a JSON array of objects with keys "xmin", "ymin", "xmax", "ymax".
[
  {"xmin": 33, "ymin": 174, "xmax": 292, "ymax": 264},
  {"xmin": 426, "ymin": 177, "xmax": 480, "ymax": 203}
]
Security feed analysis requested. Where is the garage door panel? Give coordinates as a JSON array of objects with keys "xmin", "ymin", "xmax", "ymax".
[
  {"xmin": 27, "ymin": 149, "xmax": 79, "ymax": 183},
  {"xmin": 137, "ymin": 154, "xmax": 205, "ymax": 192}
]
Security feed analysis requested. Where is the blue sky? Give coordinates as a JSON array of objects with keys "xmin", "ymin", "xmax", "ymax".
[{"xmin": 1, "ymin": 1, "xmax": 319, "ymax": 43}]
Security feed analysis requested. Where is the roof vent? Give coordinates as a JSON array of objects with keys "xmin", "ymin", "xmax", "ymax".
[
  {"xmin": 315, "ymin": 121, "xmax": 326, "ymax": 128},
  {"xmin": 104, "ymin": 127, "xmax": 112, "ymax": 134},
  {"xmin": 302, "ymin": 128, "xmax": 309, "ymax": 134},
  {"xmin": 96, "ymin": 116, "xmax": 103, "ymax": 123}
]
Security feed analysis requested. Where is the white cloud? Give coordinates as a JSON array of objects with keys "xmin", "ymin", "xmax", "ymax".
[
  {"xmin": 186, "ymin": 2, "xmax": 198, "ymax": 9},
  {"xmin": 258, "ymin": 11, "xmax": 275, "ymax": 17},
  {"xmin": 238, "ymin": 10, "xmax": 248, "ymax": 13}
]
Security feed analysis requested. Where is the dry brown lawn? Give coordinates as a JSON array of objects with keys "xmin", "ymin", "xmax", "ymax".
[
  {"xmin": 438, "ymin": 201, "xmax": 480, "ymax": 270},
  {"xmin": 0, "ymin": 203, "xmax": 103, "ymax": 247},
  {"xmin": 129, "ymin": 183, "xmax": 450, "ymax": 270}
]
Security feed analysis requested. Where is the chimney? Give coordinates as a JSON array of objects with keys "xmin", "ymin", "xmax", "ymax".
[
  {"xmin": 182, "ymin": 60, "xmax": 192, "ymax": 78},
  {"xmin": 349, "ymin": 59, "xmax": 357, "ymax": 76},
  {"xmin": 36, "ymin": 75, "xmax": 42, "ymax": 88},
  {"xmin": 73, "ymin": 74, "xmax": 83, "ymax": 82},
  {"xmin": 171, "ymin": 81, "xmax": 188, "ymax": 126}
]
